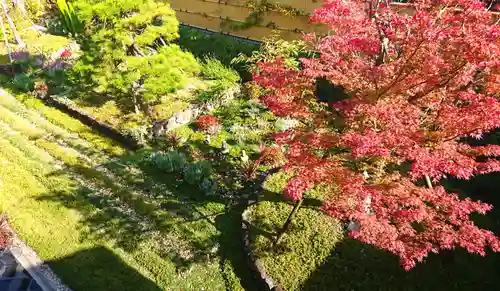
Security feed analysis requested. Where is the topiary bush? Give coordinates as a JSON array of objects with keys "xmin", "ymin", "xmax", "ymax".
[
  {"xmin": 183, "ymin": 160, "xmax": 212, "ymax": 185},
  {"xmin": 149, "ymin": 151, "xmax": 187, "ymax": 173},
  {"xmin": 262, "ymin": 171, "xmax": 294, "ymax": 194}
]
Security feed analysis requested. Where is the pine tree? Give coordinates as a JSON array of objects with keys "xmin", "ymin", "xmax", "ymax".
[{"xmin": 71, "ymin": 0, "xmax": 200, "ymax": 114}]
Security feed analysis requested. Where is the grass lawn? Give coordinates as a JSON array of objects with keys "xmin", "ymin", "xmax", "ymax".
[{"xmin": 0, "ymin": 89, "xmax": 250, "ymax": 290}]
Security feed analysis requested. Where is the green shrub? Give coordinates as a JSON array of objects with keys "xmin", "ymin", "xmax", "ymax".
[
  {"xmin": 178, "ymin": 27, "xmax": 258, "ymax": 71},
  {"xmin": 150, "ymin": 151, "xmax": 187, "ymax": 173},
  {"xmin": 228, "ymin": 124, "xmax": 251, "ymax": 145},
  {"xmin": 149, "ymin": 100, "xmax": 190, "ymax": 121},
  {"xmin": 183, "ymin": 160, "xmax": 212, "ymax": 185},
  {"xmin": 232, "ymin": 34, "xmax": 314, "ymax": 72},
  {"xmin": 199, "ymin": 178, "xmax": 218, "ymax": 195},
  {"xmin": 82, "ymin": 101, "xmax": 122, "ymax": 126},
  {"xmin": 71, "ymin": 0, "xmax": 200, "ymax": 114},
  {"xmin": 11, "ymin": 73, "xmax": 36, "ymax": 92},
  {"xmin": 307, "ymin": 183, "xmax": 338, "ymax": 201},
  {"xmin": 119, "ymin": 123, "xmax": 149, "ymax": 145},
  {"xmin": 202, "ymin": 57, "xmax": 240, "ymax": 85},
  {"xmin": 56, "ymin": 0, "xmax": 83, "ymax": 35},
  {"xmin": 262, "ymin": 171, "xmax": 295, "ymax": 194}
]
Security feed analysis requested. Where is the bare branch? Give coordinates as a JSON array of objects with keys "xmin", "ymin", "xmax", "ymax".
[
  {"xmin": 1, "ymin": 0, "xmax": 24, "ymax": 46},
  {"xmin": 0, "ymin": 13, "xmax": 11, "ymax": 61}
]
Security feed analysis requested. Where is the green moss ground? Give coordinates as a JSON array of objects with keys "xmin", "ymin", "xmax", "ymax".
[
  {"xmin": 247, "ymin": 171, "xmax": 500, "ymax": 291},
  {"xmin": 248, "ymin": 201, "xmax": 343, "ymax": 291},
  {"xmin": 0, "ymin": 90, "xmax": 247, "ymax": 290}
]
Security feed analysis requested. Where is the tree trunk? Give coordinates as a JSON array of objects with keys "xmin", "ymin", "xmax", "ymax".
[
  {"xmin": 2, "ymin": 0, "xmax": 24, "ymax": 46},
  {"xmin": 275, "ymin": 199, "xmax": 303, "ymax": 245},
  {"xmin": 425, "ymin": 175, "xmax": 433, "ymax": 189},
  {"xmin": 132, "ymin": 94, "xmax": 141, "ymax": 115},
  {"xmin": 0, "ymin": 13, "xmax": 11, "ymax": 61}
]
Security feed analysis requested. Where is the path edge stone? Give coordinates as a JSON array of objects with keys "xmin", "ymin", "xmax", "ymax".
[
  {"xmin": 4, "ymin": 222, "xmax": 72, "ymax": 291},
  {"xmin": 241, "ymin": 202, "xmax": 284, "ymax": 291}
]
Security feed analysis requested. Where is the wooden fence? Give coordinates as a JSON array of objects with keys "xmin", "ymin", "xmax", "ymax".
[
  {"xmin": 170, "ymin": 0, "xmax": 500, "ymax": 41},
  {"xmin": 170, "ymin": 0, "xmax": 327, "ymax": 40}
]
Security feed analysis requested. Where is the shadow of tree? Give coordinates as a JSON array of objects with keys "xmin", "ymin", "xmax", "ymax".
[
  {"xmin": 36, "ymin": 145, "xmax": 262, "ymax": 290},
  {"xmin": 302, "ymin": 239, "xmax": 500, "ymax": 291},
  {"xmin": 301, "ymin": 172, "xmax": 500, "ymax": 291},
  {"xmin": 48, "ymin": 246, "xmax": 162, "ymax": 291}
]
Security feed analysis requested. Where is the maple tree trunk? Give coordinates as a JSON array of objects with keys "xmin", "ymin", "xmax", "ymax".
[
  {"xmin": 424, "ymin": 175, "xmax": 433, "ymax": 189},
  {"xmin": 275, "ymin": 199, "xmax": 303, "ymax": 245}
]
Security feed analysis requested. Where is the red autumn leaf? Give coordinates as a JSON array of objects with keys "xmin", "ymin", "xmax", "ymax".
[
  {"xmin": 60, "ymin": 49, "xmax": 72, "ymax": 58},
  {"xmin": 255, "ymin": 0, "xmax": 500, "ymax": 270}
]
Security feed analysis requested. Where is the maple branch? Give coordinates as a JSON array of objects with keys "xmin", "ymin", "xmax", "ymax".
[
  {"xmin": 373, "ymin": 0, "xmax": 390, "ymax": 66},
  {"xmin": 408, "ymin": 61, "xmax": 468, "ymax": 104},
  {"xmin": 376, "ymin": 39, "xmax": 426, "ymax": 99},
  {"xmin": 442, "ymin": 127, "xmax": 482, "ymax": 142}
]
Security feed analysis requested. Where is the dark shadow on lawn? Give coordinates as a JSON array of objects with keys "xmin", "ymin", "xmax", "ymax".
[
  {"xmin": 302, "ymin": 172, "xmax": 500, "ymax": 291},
  {"xmin": 48, "ymin": 246, "xmax": 162, "ymax": 291},
  {"xmin": 36, "ymin": 147, "xmax": 263, "ymax": 291},
  {"xmin": 302, "ymin": 238, "xmax": 500, "ymax": 291}
]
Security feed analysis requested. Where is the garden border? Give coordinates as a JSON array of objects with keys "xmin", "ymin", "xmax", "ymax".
[
  {"xmin": 2, "ymin": 221, "xmax": 72, "ymax": 291},
  {"xmin": 241, "ymin": 201, "xmax": 284, "ymax": 291},
  {"xmin": 41, "ymin": 94, "xmax": 141, "ymax": 150}
]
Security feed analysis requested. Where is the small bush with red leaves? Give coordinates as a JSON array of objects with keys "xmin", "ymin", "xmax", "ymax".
[{"xmin": 196, "ymin": 115, "xmax": 220, "ymax": 133}]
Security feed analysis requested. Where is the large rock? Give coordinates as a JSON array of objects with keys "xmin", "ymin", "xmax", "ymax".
[
  {"xmin": 151, "ymin": 84, "xmax": 242, "ymax": 136},
  {"xmin": 165, "ymin": 106, "xmax": 201, "ymax": 131}
]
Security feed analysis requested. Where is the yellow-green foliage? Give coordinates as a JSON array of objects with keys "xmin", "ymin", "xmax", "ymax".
[
  {"xmin": 262, "ymin": 171, "xmax": 295, "ymax": 194},
  {"xmin": 307, "ymin": 182, "xmax": 338, "ymax": 201},
  {"xmin": 80, "ymin": 101, "xmax": 123, "ymax": 126},
  {"xmin": 35, "ymin": 139, "xmax": 80, "ymax": 166},
  {"xmin": 0, "ymin": 90, "xmax": 235, "ymax": 290},
  {"xmin": 0, "ymin": 105, "xmax": 44, "ymax": 139},
  {"xmin": 57, "ymin": 0, "xmax": 83, "ymax": 34},
  {"xmin": 26, "ymin": 0, "xmax": 46, "ymax": 18},
  {"xmin": 71, "ymin": 0, "xmax": 200, "ymax": 111},
  {"xmin": 149, "ymin": 100, "xmax": 189, "ymax": 121},
  {"xmin": 201, "ymin": 57, "xmax": 240, "ymax": 86},
  {"xmin": 17, "ymin": 94, "xmax": 125, "ymax": 156},
  {"xmin": 0, "ymin": 5, "xmax": 71, "ymax": 65}
]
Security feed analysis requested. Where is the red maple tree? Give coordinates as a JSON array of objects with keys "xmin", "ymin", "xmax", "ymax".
[{"xmin": 254, "ymin": 0, "xmax": 500, "ymax": 270}]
